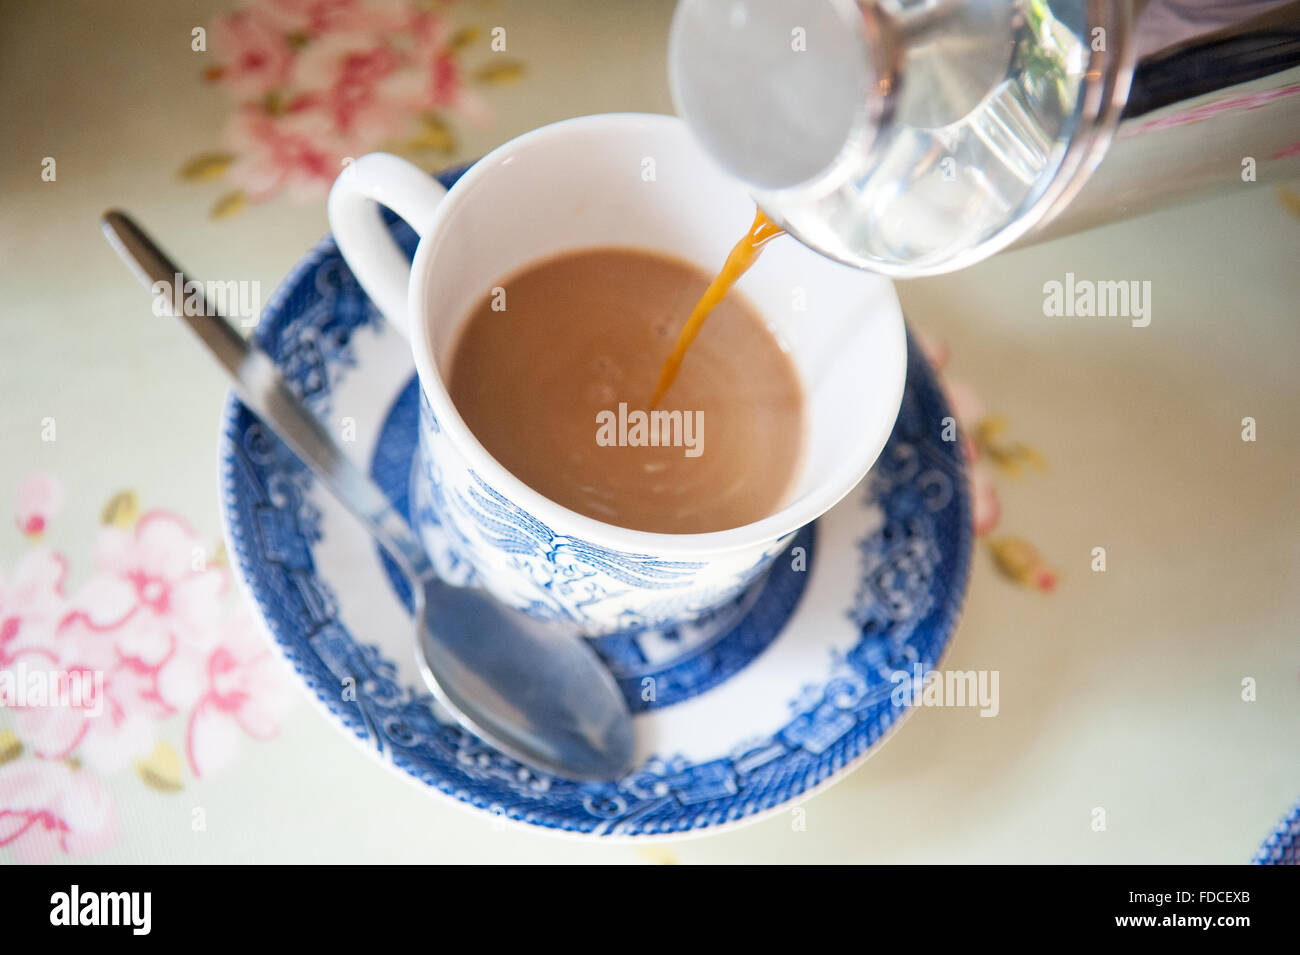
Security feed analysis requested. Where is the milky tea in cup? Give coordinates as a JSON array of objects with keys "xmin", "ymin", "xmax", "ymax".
[{"xmin": 446, "ymin": 239, "xmax": 803, "ymax": 535}]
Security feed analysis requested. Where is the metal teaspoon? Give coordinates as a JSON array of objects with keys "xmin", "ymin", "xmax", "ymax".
[{"xmin": 101, "ymin": 210, "xmax": 635, "ymax": 782}]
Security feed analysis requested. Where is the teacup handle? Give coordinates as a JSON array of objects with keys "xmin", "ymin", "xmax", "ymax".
[{"xmin": 327, "ymin": 152, "xmax": 447, "ymax": 337}]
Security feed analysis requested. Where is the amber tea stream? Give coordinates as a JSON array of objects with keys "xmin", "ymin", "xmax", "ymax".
[{"xmin": 649, "ymin": 208, "xmax": 786, "ymax": 408}]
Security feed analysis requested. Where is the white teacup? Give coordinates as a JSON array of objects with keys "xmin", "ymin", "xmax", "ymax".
[{"xmin": 328, "ymin": 113, "xmax": 905, "ymax": 637}]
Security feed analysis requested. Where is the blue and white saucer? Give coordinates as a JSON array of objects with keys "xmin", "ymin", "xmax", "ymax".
[
  {"xmin": 219, "ymin": 164, "xmax": 973, "ymax": 838},
  {"xmin": 1254, "ymin": 800, "xmax": 1300, "ymax": 864}
]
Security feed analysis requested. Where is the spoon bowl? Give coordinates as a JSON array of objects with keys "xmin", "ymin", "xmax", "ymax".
[{"xmin": 417, "ymin": 574, "xmax": 635, "ymax": 779}]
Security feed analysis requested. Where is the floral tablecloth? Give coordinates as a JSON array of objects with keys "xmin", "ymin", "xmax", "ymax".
[{"xmin": 2, "ymin": 0, "xmax": 1298, "ymax": 864}]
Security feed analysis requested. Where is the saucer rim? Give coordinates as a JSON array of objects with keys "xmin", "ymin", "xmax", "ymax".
[{"xmin": 220, "ymin": 446, "xmax": 970, "ymax": 843}]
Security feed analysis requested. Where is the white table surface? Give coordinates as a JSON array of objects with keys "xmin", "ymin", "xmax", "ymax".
[{"xmin": 2, "ymin": 0, "xmax": 1298, "ymax": 864}]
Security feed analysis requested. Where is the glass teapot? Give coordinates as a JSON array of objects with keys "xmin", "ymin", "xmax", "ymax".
[{"xmin": 668, "ymin": 0, "xmax": 1300, "ymax": 276}]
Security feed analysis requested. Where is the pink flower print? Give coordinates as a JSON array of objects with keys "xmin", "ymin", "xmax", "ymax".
[
  {"xmin": 14, "ymin": 473, "xmax": 63, "ymax": 539},
  {"xmin": 0, "ymin": 547, "xmax": 67, "ymax": 669},
  {"xmin": 78, "ymin": 511, "xmax": 227, "ymax": 662},
  {"xmin": 1125, "ymin": 83, "xmax": 1300, "ymax": 138},
  {"xmin": 185, "ymin": 611, "xmax": 294, "ymax": 778},
  {"xmin": 222, "ymin": 105, "xmax": 349, "ymax": 202},
  {"xmin": 405, "ymin": 10, "xmax": 488, "ymax": 124},
  {"xmin": 0, "ymin": 760, "xmax": 118, "ymax": 863},
  {"xmin": 407, "ymin": 12, "xmax": 462, "ymax": 107},
  {"xmin": 1271, "ymin": 141, "xmax": 1300, "ymax": 161},
  {"xmin": 188, "ymin": 1, "xmax": 514, "ymax": 212},
  {"xmin": 290, "ymin": 31, "xmax": 411, "ymax": 143},
  {"xmin": 970, "ymin": 465, "xmax": 1002, "ymax": 537},
  {"xmin": 210, "ymin": 8, "xmax": 296, "ymax": 100},
  {"xmin": 261, "ymin": 0, "xmax": 398, "ymax": 39},
  {"xmin": 12, "ymin": 614, "xmax": 159, "ymax": 774}
]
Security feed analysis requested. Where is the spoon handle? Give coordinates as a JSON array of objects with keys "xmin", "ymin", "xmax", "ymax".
[{"xmin": 100, "ymin": 209, "xmax": 432, "ymax": 580}]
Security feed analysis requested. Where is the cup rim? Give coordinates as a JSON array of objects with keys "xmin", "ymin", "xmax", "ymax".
[{"xmin": 406, "ymin": 111, "xmax": 906, "ymax": 557}]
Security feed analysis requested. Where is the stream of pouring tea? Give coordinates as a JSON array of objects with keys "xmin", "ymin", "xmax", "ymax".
[{"xmin": 649, "ymin": 208, "xmax": 786, "ymax": 408}]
